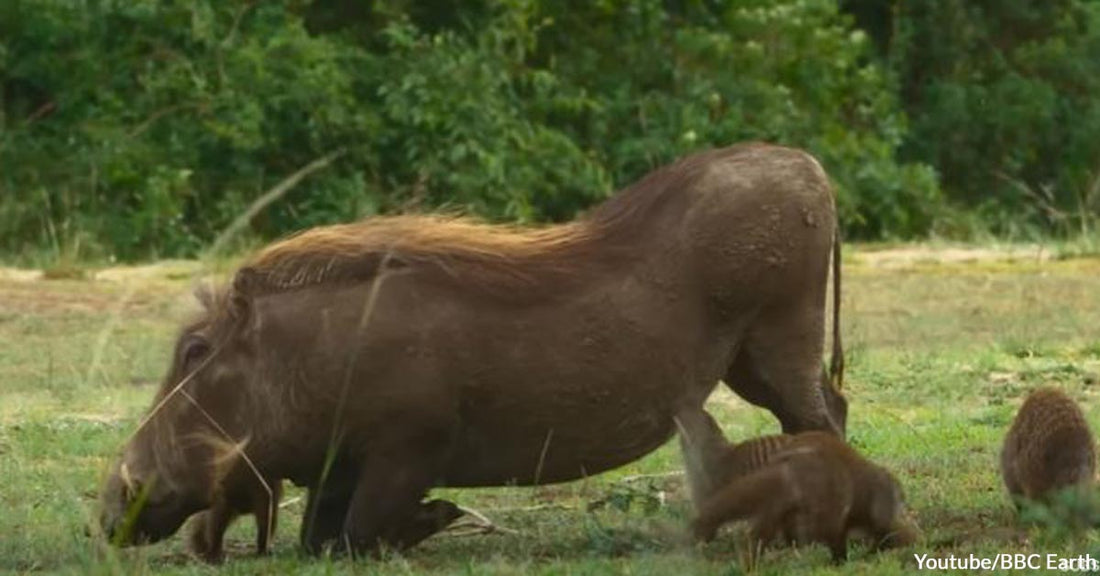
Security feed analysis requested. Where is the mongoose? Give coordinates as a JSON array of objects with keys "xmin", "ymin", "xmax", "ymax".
[
  {"xmin": 676, "ymin": 409, "xmax": 797, "ymax": 511},
  {"xmin": 188, "ymin": 480, "xmax": 283, "ymax": 563},
  {"xmin": 1001, "ymin": 387, "xmax": 1096, "ymax": 505},
  {"xmin": 678, "ymin": 411, "xmax": 918, "ymax": 563}
]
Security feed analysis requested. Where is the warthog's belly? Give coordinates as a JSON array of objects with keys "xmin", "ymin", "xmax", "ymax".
[{"xmin": 439, "ymin": 393, "xmax": 680, "ymax": 487}]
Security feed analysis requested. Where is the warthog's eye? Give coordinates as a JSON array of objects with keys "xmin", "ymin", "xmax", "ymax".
[{"xmin": 179, "ymin": 335, "xmax": 211, "ymax": 372}]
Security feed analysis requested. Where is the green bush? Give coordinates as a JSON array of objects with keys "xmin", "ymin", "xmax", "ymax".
[
  {"xmin": 891, "ymin": 0, "xmax": 1100, "ymax": 237},
  {"xmin": 2, "ymin": 0, "xmax": 942, "ymax": 261},
  {"xmin": 1, "ymin": 1, "xmax": 379, "ymax": 259},
  {"xmin": 522, "ymin": 0, "xmax": 941, "ymax": 238}
]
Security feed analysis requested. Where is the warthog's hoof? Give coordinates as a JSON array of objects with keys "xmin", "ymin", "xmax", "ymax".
[
  {"xmin": 380, "ymin": 499, "xmax": 463, "ymax": 551},
  {"xmin": 186, "ymin": 512, "xmax": 224, "ymax": 564}
]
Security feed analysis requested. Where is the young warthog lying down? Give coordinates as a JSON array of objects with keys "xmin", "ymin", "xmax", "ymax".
[
  {"xmin": 99, "ymin": 143, "xmax": 847, "ymax": 558},
  {"xmin": 1001, "ymin": 387, "xmax": 1096, "ymax": 506},
  {"xmin": 678, "ymin": 409, "xmax": 918, "ymax": 564}
]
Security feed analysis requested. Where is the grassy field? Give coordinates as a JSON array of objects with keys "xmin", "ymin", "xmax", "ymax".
[{"xmin": 2, "ymin": 246, "xmax": 1100, "ymax": 575}]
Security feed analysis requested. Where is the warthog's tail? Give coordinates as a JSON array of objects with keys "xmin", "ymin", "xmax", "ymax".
[{"xmin": 828, "ymin": 223, "xmax": 844, "ymax": 390}]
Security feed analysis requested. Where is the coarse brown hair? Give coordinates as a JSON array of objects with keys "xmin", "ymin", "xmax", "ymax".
[{"xmin": 232, "ymin": 148, "xmax": 738, "ymax": 300}]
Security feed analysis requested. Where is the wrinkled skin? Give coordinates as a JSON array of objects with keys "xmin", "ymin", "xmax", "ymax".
[
  {"xmin": 99, "ymin": 296, "xmax": 259, "ymax": 546},
  {"xmin": 100, "ymin": 143, "xmax": 846, "ymax": 557}
]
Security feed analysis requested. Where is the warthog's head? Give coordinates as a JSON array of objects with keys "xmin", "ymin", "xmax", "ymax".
[{"xmin": 100, "ymin": 283, "xmax": 257, "ymax": 546}]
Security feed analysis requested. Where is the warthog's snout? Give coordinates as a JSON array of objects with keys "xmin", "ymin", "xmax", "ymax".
[
  {"xmin": 99, "ymin": 497, "xmax": 194, "ymax": 546},
  {"xmin": 99, "ymin": 467, "xmax": 197, "ymax": 547}
]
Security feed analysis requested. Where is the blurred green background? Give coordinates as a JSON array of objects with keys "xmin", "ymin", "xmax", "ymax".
[{"xmin": 2, "ymin": 0, "xmax": 1098, "ymax": 262}]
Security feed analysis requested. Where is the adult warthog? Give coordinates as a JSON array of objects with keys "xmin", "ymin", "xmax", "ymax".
[{"xmin": 100, "ymin": 143, "xmax": 846, "ymax": 557}]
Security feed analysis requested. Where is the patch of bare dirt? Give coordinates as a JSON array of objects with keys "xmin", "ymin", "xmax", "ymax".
[
  {"xmin": 0, "ymin": 282, "xmax": 121, "ymax": 314},
  {"xmin": 0, "ymin": 260, "xmax": 208, "ymax": 284},
  {"xmin": 0, "ymin": 268, "xmax": 41, "ymax": 282},
  {"xmin": 856, "ymin": 245, "xmax": 1052, "ymax": 269},
  {"xmin": 91, "ymin": 260, "xmax": 205, "ymax": 283},
  {"xmin": 0, "ymin": 261, "xmax": 207, "ymax": 315}
]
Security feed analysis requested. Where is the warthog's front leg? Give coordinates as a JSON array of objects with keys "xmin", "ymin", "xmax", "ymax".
[
  {"xmin": 340, "ymin": 458, "xmax": 438, "ymax": 557},
  {"xmin": 300, "ymin": 476, "xmax": 355, "ymax": 555},
  {"xmin": 188, "ymin": 506, "xmax": 236, "ymax": 564},
  {"xmin": 299, "ymin": 479, "xmax": 459, "ymax": 556}
]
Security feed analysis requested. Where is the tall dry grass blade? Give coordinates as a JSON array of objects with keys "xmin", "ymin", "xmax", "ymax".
[
  {"xmin": 532, "ymin": 428, "xmax": 555, "ymax": 487},
  {"xmin": 443, "ymin": 505, "xmax": 519, "ymax": 537},
  {"xmin": 188, "ymin": 149, "xmax": 344, "ymax": 316},
  {"xmin": 129, "ymin": 342, "xmax": 226, "ymax": 437},
  {"xmin": 278, "ymin": 496, "xmax": 302, "ymax": 509},
  {"xmin": 618, "ymin": 472, "xmax": 684, "ymax": 484},
  {"xmin": 330, "ymin": 252, "xmax": 396, "ymax": 437},
  {"xmin": 305, "ymin": 252, "xmax": 396, "ymax": 546},
  {"xmin": 204, "ymin": 150, "xmax": 345, "ymax": 260},
  {"xmin": 83, "ymin": 284, "xmax": 137, "ymax": 388}
]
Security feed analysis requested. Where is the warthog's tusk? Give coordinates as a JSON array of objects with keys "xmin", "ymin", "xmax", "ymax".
[{"xmin": 119, "ymin": 462, "xmax": 135, "ymax": 495}]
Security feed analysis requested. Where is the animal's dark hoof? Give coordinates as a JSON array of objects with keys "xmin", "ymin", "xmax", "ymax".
[
  {"xmin": 421, "ymin": 499, "xmax": 464, "ymax": 528},
  {"xmin": 378, "ymin": 499, "xmax": 464, "ymax": 551}
]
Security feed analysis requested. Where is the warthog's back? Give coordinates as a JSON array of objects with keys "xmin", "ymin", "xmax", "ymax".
[{"xmin": 1001, "ymin": 387, "xmax": 1096, "ymax": 502}]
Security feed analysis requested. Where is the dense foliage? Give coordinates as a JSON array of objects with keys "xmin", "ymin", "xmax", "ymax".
[
  {"xmin": 1, "ymin": 0, "xmax": 1096, "ymax": 261},
  {"xmin": 884, "ymin": 0, "xmax": 1100, "ymax": 237}
]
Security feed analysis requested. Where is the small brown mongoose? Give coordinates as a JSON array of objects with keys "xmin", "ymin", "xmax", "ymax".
[
  {"xmin": 681, "ymin": 414, "xmax": 918, "ymax": 564},
  {"xmin": 676, "ymin": 408, "xmax": 797, "ymax": 510},
  {"xmin": 1001, "ymin": 387, "xmax": 1096, "ymax": 505}
]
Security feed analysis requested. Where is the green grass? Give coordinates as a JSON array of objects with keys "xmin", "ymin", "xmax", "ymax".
[{"xmin": 3, "ymin": 249, "xmax": 1100, "ymax": 574}]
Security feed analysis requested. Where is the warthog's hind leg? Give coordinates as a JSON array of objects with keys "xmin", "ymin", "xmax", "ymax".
[
  {"xmin": 339, "ymin": 454, "xmax": 443, "ymax": 557},
  {"xmin": 188, "ymin": 505, "xmax": 236, "ymax": 564},
  {"xmin": 380, "ymin": 499, "xmax": 463, "ymax": 549},
  {"xmin": 723, "ymin": 299, "xmax": 842, "ymax": 436}
]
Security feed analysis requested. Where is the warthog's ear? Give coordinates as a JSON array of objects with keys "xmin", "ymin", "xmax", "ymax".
[
  {"xmin": 228, "ymin": 267, "xmax": 257, "ymax": 322},
  {"xmin": 193, "ymin": 282, "xmax": 216, "ymax": 311}
]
